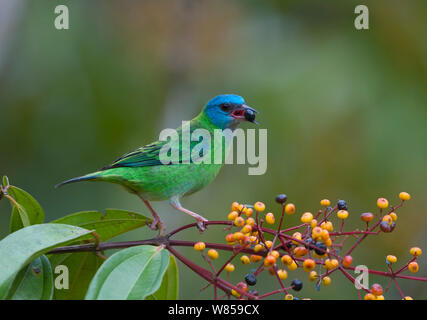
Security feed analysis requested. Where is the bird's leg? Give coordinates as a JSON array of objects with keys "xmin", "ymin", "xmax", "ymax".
[
  {"xmin": 136, "ymin": 193, "xmax": 166, "ymax": 235},
  {"xmin": 170, "ymin": 196, "xmax": 208, "ymax": 232}
]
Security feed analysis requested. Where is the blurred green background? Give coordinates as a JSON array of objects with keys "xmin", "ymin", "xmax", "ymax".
[{"xmin": 1, "ymin": 0, "xmax": 426, "ymax": 299}]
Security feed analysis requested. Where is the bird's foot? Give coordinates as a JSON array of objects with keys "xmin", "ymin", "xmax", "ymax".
[
  {"xmin": 148, "ymin": 218, "xmax": 166, "ymax": 235},
  {"xmin": 196, "ymin": 218, "xmax": 209, "ymax": 233}
]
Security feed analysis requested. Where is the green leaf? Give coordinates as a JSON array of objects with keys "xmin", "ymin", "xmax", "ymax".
[
  {"xmin": 2, "ymin": 175, "xmax": 10, "ymax": 187},
  {"xmin": 52, "ymin": 208, "xmax": 151, "ymax": 241},
  {"xmin": 50, "ymin": 252, "xmax": 104, "ymax": 300},
  {"xmin": 146, "ymin": 255, "xmax": 178, "ymax": 300},
  {"xmin": 6, "ymin": 255, "xmax": 53, "ymax": 300},
  {"xmin": 8, "ymin": 185, "xmax": 44, "ymax": 233},
  {"xmin": 0, "ymin": 223, "xmax": 93, "ymax": 299},
  {"xmin": 85, "ymin": 245, "xmax": 169, "ymax": 300},
  {"xmin": 48, "ymin": 209, "xmax": 151, "ymax": 299}
]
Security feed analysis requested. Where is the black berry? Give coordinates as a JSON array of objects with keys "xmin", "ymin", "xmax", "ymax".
[
  {"xmin": 275, "ymin": 194, "xmax": 288, "ymax": 204},
  {"xmin": 245, "ymin": 273, "xmax": 257, "ymax": 286},
  {"xmin": 337, "ymin": 200, "xmax": 348, "ymax": 210},
  {"xmin": 291, "ymin": 279, "xmax": 303, "ymax": 291}
]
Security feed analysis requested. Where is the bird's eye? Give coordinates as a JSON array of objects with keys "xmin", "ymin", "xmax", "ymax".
[{"xmin": 220, "ymin": 103, "xmax": 232, "ymax": 112}]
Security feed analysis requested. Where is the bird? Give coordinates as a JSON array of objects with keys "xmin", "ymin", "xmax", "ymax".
[{"xmin": 56, "ymin": 94, "xmax": 258, "ymax": 233}]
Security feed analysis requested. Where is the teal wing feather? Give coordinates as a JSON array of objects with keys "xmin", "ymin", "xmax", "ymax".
[{"xmin": 101, "ymin": 139, "xmax": 209, "ymax": 170}]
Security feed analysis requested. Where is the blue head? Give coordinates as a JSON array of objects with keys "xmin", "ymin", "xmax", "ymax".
[{"xmin": 203, "ymin": 94, "xmax": 257, "ymax": 129}]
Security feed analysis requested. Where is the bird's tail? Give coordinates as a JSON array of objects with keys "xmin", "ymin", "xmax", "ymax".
[{"xmin": 55, "ymin": 173, "xmax": 101, "ymax": 189}]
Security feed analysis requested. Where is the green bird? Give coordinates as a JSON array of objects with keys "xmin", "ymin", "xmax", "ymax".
[{"xmin": 56, "ymin": 94, "xmax": 257, "ymax": 233}]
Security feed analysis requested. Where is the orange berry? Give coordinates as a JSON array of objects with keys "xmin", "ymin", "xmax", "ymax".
[
  {"xmin": 225, "ymin": 263, "xmax": 235, "ymax": 272},
  {"xmin": 285, "ymin": 203, "xmax": 295, "ymax": 215},
  {"xmin": 264, "ymin": 255, "xmax": 276, "ymax": 267},
  {"xmin": 410, "ymin": 247, "xmax": 422, "ymax": 257},
  {"xmin": 234, "ymin": 216, "xmax": 245, "ymax": 227},
  {"xmin": 408, "ymin": 261, "xmax": 419, "ymax": 273},
  {"xmin": 377, "ymin": 198, "xmax": 389, "ymax": 209},
  {"xmin": 294, "ymin": 246, "xmax": 308, "ymax": 257},
  {"xmin": 245, "ymin": 207, "xmax": 254, "ymax": 217},
  {"xmin": 342, "ymin": 255, "xmax": 353, "ymax": 268},
  {"xmin": 361, "ymin": 212, "xmax": 374, "ymax": 222},
  {"xmin": 254, "ymin": 201, "xmax": 266, "ymax": 212},
  {"xmin": 250, "ymin": 254, "xmax": 262, "ymax": 263},
  {"xmin": 371, "ymin": 283, "xmax": 383, "ymax": 296},
  {"xmin": 207, "ymin": 249, "xmax": 219, "ymax": 260},
  {"xmin": 265, "ymin": 212, "xmax": 275, "ymax": 225},
  {"xmin": 193, "ymin": 242, "xmax": 206, "ymax": 251},
  {"xmin": 225, "ymin": 233, "xmax": 235, "ymax": 243},
  {"xmin": 399, "ymin": 192, "xmax": 411, "ymax": 201},
  {"xmin": 231, "ymin": 202, "xmax": 240, "ymax": 211},
  {"xmin": 246, "ymin": 217, "xmax": 255, "ymax": 226},
  {"xmin": 303, "ymin": 259, "xmax": 315, "ymax": 272},
  {"xmin": 321, "ymin": 229, "xmax": 330, "ymax": 240}
]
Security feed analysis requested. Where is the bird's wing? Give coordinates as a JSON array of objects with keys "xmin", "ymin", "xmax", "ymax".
[{"xmin": 101, "ymin": 138, "xmax": 210, "ymax": 170}]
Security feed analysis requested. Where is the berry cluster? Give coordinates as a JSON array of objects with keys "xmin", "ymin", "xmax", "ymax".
[{"xmin": 191, "ymin": 191, "xmax": 426, "ymax": 300}]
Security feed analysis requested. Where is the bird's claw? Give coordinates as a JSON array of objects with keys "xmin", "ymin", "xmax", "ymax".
[
  {"xmin": 148, "ymin": 219, "xmax": 159, "ymax": 231},
  {"xmin": 196, "ymin": 219, "xmax": 208, "ymax": 233}
]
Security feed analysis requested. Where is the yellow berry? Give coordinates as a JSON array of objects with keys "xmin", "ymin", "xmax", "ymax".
[
  {"xmin": 364, "ymin": 293, "xmax": 376, "ymax": 300},
  {"xmin": 228, "ymin": 211, "xmax": 239, "ymax": 220},
  {"xmin": 382, "ymin": 215, "xmax": 393, "ymax": 225},
  {"xmin": 309, "ymin": 271, "xmax": 318, "ymax": 282},
  {"xmin": 337, "ymin": 210, "xmax": 349, "ymax": 219},
  {"xmin": 264, "ymin": 240, "xmax": 272, "ymax": 249},
  {"xmin": 234, "ymin": 216, "xmax": 245, "ymax": 227},
  {"xmin": 245, "ymin": 207, "xmax": 254, "ymax": 217},
  {"xmin": 277, "ymin": 269, "xmax": 288, "ymax": 280},
  {"xmin": 403, "ymin": 296, "xmax": 413, "ymax": 300},
  {"xmin": 294, "ymin": 246, "xmax": 308, "ymax": 257},
  {"xmin": 231, "ymin": 289, "xmax": 240, "ymax": 298},
  {"xmin": 281, "ymin": 255, "xmax": 293, "ymax": 265},
  {"xmin": 285, "ymin": 294, "xmax": 294, "ymax": 300},
  {"xmin": 265, "ymin": 212, "xmax": 275, "ymax": 225},
  {"xmin": 303, "ymin": 259, "xmax": 315, "ymax": 272},
  {"xmin": 321, "ymin": 229, "xmax": 330, "ymax": 240},
  {"xmin": 320, "ymin": 199, "xmax": 331, "ymax": 207},
  {"xmin": 301, "ymin": 212, "xmax": 313, "ymax": 223},
  {"xmin": 234, "ymin": 232, "xmax": 244, "ymax": 241},
  {"xmin": 324, "ymin": 238, "xmax": 332, "ymax": 247},
  {"xmin": 377, "ymin": 198, "xmax": 389, "ymax": 209},
  {"xmin": 271, "ymin": 250, "xmax": 280, "ymax": 259},
  {"xmin": 408, "ymin": 261, "xmax": 419, "ymax": 273},
  {"xmin": 288, "ymin": 261, "xmax": 298, "ymax": 271},
  {"xmin": 410, "ymin": 247, "xmax": 422, "ymax": 257},
  {"xmin": 240, "ymin": 255, "xmax": 250, "ymax": 265},
  {"xmin": 311, "ymin": 219, "xmax": 318, "ymax": 228},
  {"xmin": 389, "ymin": 212, "xmax": 398, "ymax": 222},
  {"xmin": 292, "ymin": 232, "xmax": 302, "ymax": 245},
  {"xmin": 207, "ymin": 249, "xmax": 219, "ymax": 260},
  {"xmin": 376, "ymin": 295, "xmax": 385, "ymax": 300},
  {"xmin": 225, "ymin": 263, "xmax": 235, "ymax": 272},
  {"xmin": 322, "ymin": 276, "xmax": 331, "ymax": 286},
  {"xmin": 254, "ymin": 201, "xmax": 265, "ymax": 212},
  {"xmin": 285, "ymin": 203, "xmax": 296, "ymax": 215},
  {"xmin": 312, "ymin": 227, "xmax": 323, "ymax": 240},
  {"xmin": 241, "ymin": 224, "xmax": 252, "ymax": 234},
  {"xmin": 399, "ymin": 192, "xmax": 411, "ymax": 201},
  {"xmin": 386, "ymin": 255, "xmax": 397, "ymax": 264},
  {"xmin": 225, "ymin": 233, "xmax": 235, "ymax": 243},
  {"xmin": 254, "ymin": 244, "xmax": 264, "ymax": 252},
  {"xmin": 194, "ymin": 242, "xmax": 205, "ymax": 251}
]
